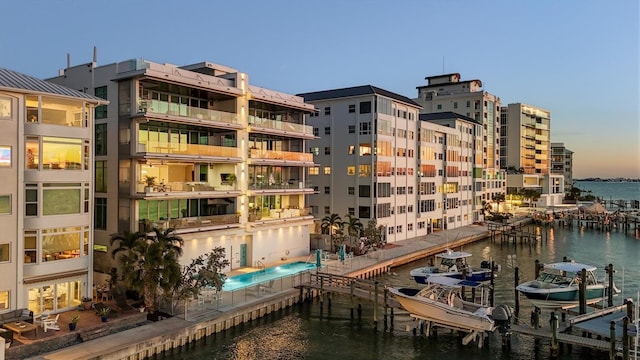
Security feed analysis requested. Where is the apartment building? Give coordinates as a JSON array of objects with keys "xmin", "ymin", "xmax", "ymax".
[
  {"xmin": 299, "ymin": 86, "xmax": 484, "ymax": 242},
  {"xmin": 413, "ymin": 73, "xmax": 505, "ymax": 205},
  {"xmin": 0, "ymin": 67, "xmax": 106, "ymax": 315},
  {"xmin": 299, "ymin": 86, "xmax": 422, "ymax": 242},
  {"xmin": 551, "ymin": 142, "xmax": 573, "ymax": 189},
  {"xmin": 48, "ymin": 59, "xmax": 315, "ymax": 276},
  {"xmin": 500, "ymin": 103, "xmax": 564, "ymax": 206},
  {"xmin": 418, "ymin": 112, "xmax": 485, "ymax": 227}
]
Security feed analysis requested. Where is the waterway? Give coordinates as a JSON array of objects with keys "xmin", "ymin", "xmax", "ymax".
[
  {"xmin": 162, "ymin": 224, "xmax": 640, "ymax": 360},
  {"xmin": 162, "ymin": 184, "xmax": 640, "ymax": 360}
]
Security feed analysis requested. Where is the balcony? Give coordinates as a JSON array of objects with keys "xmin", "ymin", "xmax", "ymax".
[
  {"xmin": 137, "ymin": 99, "xmax": 239, "ymax": 126},
  {"xmin": 137, "ymin": 181, "xmax": 239, "ymax": 196},
  {"xmin": 248, "ymin": 181, "xmax": 314, "ymax": 194},
  {"xmin": 248, "ymin": 115, "xmax": 314, "ymax": 138},
  {"xmin": 138, "ymin": 141, "xmax": 240, "ymax": 159},
  {"xmin": 248, "ymin": 149, "xmax": 313, "ymax": 165},
  {"xmin": 248, "ymin": 207, "xmax": 312, "ymax": 222},
  {"xmin": 141, "ymin": 214, "xmax": 240, "ymax": 232}
]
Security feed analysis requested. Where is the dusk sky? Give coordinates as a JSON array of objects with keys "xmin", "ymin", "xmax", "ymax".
[{"xmin": 2, "ymin": 0, "xmax": 638, "ymax": 178}]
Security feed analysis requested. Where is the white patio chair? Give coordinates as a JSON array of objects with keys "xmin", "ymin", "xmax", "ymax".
[
  {"xmin": 33, "ymin": 312, "xmax": 51, "ymax": 327},
  {"xmin": 42, "ymin": 314, "xmax": 60, "ymax": 332}
]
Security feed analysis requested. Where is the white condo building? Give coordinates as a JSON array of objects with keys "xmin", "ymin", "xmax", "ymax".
[
  {"xmin": 413, "ymin": 73, "xmax": 505, "ymax": 206},
  {"xmin": 48, "ymin": 58, "xmax": 315, "ymax": 278},
  {"xmin": 0, "ymin": 67, "xmax": 106, "ymax": 316},
  {"xmin": 551, "ymin": 142, "xmax": 573, "ymax": 189},
  {"xmin": 299, "ymin": 86, "xmax": 486, "ymax": 243}
]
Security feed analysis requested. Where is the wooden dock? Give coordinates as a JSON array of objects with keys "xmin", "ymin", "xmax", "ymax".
[{"xmin": 510, "ymin": 323, "xmax": 611, "ymax": 352}]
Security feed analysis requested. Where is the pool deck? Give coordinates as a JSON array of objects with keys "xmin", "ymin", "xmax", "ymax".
[{"xmin": 25, "ymin": 223, "xmax": 500, "ymax": 360}]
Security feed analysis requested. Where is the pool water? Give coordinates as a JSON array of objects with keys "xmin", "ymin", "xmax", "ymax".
[{"xmin": 222, "ymin": 261, "xmax": 316, "ymax": 291}]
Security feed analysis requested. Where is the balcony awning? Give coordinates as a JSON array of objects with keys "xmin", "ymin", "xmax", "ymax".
[{"xmin": 23, "ymin": 269, "xmax": 88, "ymax": 285}]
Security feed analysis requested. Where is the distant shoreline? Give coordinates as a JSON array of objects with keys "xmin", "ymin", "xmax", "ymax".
[{"xmin": 575, "ymin": 178, "xmax": 639, "ymax": 182}]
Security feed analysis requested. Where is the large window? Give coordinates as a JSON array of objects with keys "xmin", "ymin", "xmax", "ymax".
[
  {"xmin": 0, "ymin": 195, "xmax": 10, "ymax": 214},
  {"xmin": 0, "ymin": 291, "xmax": 8, "ymax": 310},
  {"xmin": 359, "ymin": 185, "xmax": 370, "ymax": 197},
  {"xmin": 94, "ymin": 86, "xmax": 108, "ymax": 119},
  {"xmin": 0, "ymin": 146, "xmax": 10, "ymax": 167},
  {"xmin": 0, "ymin": 97, "xmax": 12, "ymax": 119},
  {"xmin": 42, "ymin": 137, "xmax": 83, "ymax": 170},
  {"xmin": 359, "ymin": 101, "xmax": 371, "ymax": 114},
  {"xmin": 28, "ymin": 280, "xmax": 81, "ymax": 315},
  {"xmin": 358, "ymin": 206, "xmax": 371, "ymax": 218},
  {"xmin": 43, "ymin": 183, "xmax": 81, "ymax": 215},
  {"xmin": 95, "ymin": 123, "xmax": 107, "ymax": 155},
  {"xmin": 95, "ymin": 160, "xmax": 107, "ymax": 192},
  {"xmin": 95, "ymin": 198, "xmax": 107, "ymax": 230},
  {"xmin": 41, "ymin": 226, "xmax": 85, "ymax": 261},
  {"xmin": 0, "ymin": 243, "xmax": 9, "ymax": 262}
]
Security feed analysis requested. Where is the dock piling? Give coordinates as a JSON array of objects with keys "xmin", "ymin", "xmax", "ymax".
[{"xmin": 514, "ymin": 266, "xmax": 520, "ymax": 314}]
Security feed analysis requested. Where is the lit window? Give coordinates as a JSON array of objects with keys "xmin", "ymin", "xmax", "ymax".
[
  {"xmin": 309, "ymin": 167, "xmax": 319, "ymax": 175},
  {"xmin": 324, "ymin": 167, "xmax": 331, "ymax": 175},
  {"xmin": 0, "ymin": 243, "xmax": 9, "ymax": 262},
  {"xmin": 0, "ymin": 146, "xmax": 11, "ymax": 167},
  {"xmin": 347, "ymin": 166, "xmax": 355, "ymax": 176}
]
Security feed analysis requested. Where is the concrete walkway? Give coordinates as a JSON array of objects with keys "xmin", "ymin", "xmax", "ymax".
[{"xmin": 26, "ymin": 223, "xmax": 506, "ymax": 360}]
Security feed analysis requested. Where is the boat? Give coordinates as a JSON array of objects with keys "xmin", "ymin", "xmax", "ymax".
[
  {"xmin": 409, "ymin": 249, "xmax": 496, "ymax": 284},
  {"xmin": 515, "ymin": 261, "xmax": 620, "ymax": 310},
  {"xmin": 388, "ymin": 277, "xmax": 511, "ymax": 333}
]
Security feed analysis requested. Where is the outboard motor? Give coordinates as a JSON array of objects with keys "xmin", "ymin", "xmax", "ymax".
[
  {"xmin": 480, "ymin": 261, "xmax": 501, "ymax": 272},
  {"xmin": 491, "ymin": 304, "xmax": 513, "ymax": 349}
]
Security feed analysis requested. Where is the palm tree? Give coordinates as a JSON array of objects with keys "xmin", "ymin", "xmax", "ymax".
[
  {"xmin": 492, "ymin": 193, "xmax": 506, "ymax": 212},
  {"xmin": 321, "ymin": 213, "xmax": 343, "ymax": 252},
  {"xmin": 343, "ymin": 214, "xmax": 363, "ymax": 250},
  {"xmin": 109, "ymin": 231, "xmax": 147, "ymax": 259},
  {"xmin": 116, "ymin": 227, "xmax": 184, "ymax": 313}
]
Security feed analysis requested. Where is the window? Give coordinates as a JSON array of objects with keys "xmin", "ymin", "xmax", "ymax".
[
  {"xmin": 347, "ymin": 166, "xmax": 355, "ymax": 175},
  {"xmin": 324, "ymin": 186, "xmax": 330, "ymax": 194},
  {"xmin": 453, "ymin": 102, "xmax": 458, "ymax": 109},
  {"xmin": 42, "ymin": 137, "xmax": 83, "ymax": 170},
  {"xmin": 359, "ymin": 143, "xmax": 372, "ymax": 156},
  {"xmin": 437, "ymin": 104, "xmax": 442, "ymax": 110},
  {"xmin": 95, "ymin": 198, "xmax": 107, "ymax": 230},
  {"xmin": 0, "ymin": 97, "xmax": 12, "ymax": 119},
  {"xmin": 324, "ymin": 147, "xmax": 331, "ymax": 155},
  {"xmin": 95, "ymin": 160, "xmax": 107, "ymax": 192},
  {"xmin": 376, "ymin": 183, "xmax": 391, "ymax": 197},
  {"xmin": 24, "ymin": 230, "xmax": 37, "ymax": 264},
  {"xmin": 94, "ymin": 86, "xmax": 107, "ymax": 119},
  {"xmin": 313, "ymin": 128, "xmax": 319, "ymax": 136},
  {"xmin": 95, "ymin": 123, "xmax": 107, "ymax": 156},
  {"xmin": 396, "ymin": 225, "xmax": 402, "ymax": 233},
  {"xmin": 324, "ymin": 166, "xmax": 331, "ymax": 175},
  {"xmin": 0, "ymin": 146, "xmax": 11, "ymax": 167},
  {"xmin": 313, "ymin": 186, "xmax": 319, "ymax": 192},
  {"xmin": 348, "ymin": 125, "xmax": 355, "ymax": 133},
  {"xmin": 309, "ymin": 167, "xmax": 319, "ymax": 175},
  {"xmin": 324, "ymin": 127, "xmax": 331, "ymax": 135},
  {"xmin": 310, "ymin": 147, "xmax": 319, "ymax": 155},
  {"xmin": 348, "ymin": 187, "xmax": 355, "ymax": 195},
  {"xmin": 348, "ymin": 104, "xmax": 356, "ymax": 113},
  {"xmin": 359, "ymin": 185, "xmax": 370, "ymax": 197},
  {"xmin": 0, "ymin": 243, "xmax": 9, "ymax": 262},
  {"xmin": 408, "ymin": 223, "xmax": 413, "ymax": 231},
  {"xmin": 358, "ymin": 206, "xmax": 371, "ymax": 218},
  {"xmin": 0, "ymin": 195, "xmax": 10, "ymax": 214},
  {"xmin": 358, "ymin": 165, "xmax": 371, "ymax": 177},
  {"xmin": 324, "ymin": 206, "xmax": 330, "ymax": 214},
  {"xmin": 359, "ymin": 101, "xmax": 371, "ymax": 114},
  {"xmin": 348, "ymin": 207, "xmax": 355, "ymax": 216},
  {"xmin": 25, "ymin": 184, "xmax": 38, "ymax": 216},
  {"xmin": 359, "ymin": 122, "xmax": 371, "ymax": 135},
  {"xmin": 324, "ymin": 107, "xmax": 331, "ymax": 115},
  {"xmin": 0, "ymin": 290, "xmax": 8, "ymax": 310},
  {"xmin": 348, "ymin": 145, "xmax": 355, "ymax": 155},
  {"xmin": 388, "ymin": 227, "xmax": 394, "ymax": 235},
  {"xmin": 43, "ymin": 183, "xmax": 82, "ymax": 215}
]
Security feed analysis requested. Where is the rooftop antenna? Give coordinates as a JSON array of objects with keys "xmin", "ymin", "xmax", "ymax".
[
  {"xmin": 66, "ymin": 53, "xmax": 70, "ymax": 69},
  {"xmin": 442, "ymin": 56, "xmax": 445, "ymax": 74},
  {"xmin": 93, "ymin": 46, "xmax": 97, "ymax": 64}
]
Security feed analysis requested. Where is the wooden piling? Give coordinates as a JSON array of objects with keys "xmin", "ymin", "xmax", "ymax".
[
  {"xmin": 623, "ymin": 316, "xmax": 629, "ymax": 360},
  {"xmin": 607, "ymin": 263, "xmax": 614, "ymax": 307},
  {"xmin": 579, "ymin": 268, "xmax": 587, "ymax": 315},
  {"xmin": 609, "ymin": 320, "xmax": 616, "ymax": 360},
  {"xmin": 550, "ymin": 312, "xmax": 559, "ymax": 356},
  {"xmin": 514, "ymin": 266, "xmax": 520, "ymax": 314},
  {"xmin": 373, "ymin": 281, "xmax": 379, "ymax": 330}
]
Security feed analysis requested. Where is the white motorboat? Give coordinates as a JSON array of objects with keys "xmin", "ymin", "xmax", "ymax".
[
  {"xmin": 388, "ymin": 277, "xmax": 510, "ymax": 333},
  {"xmin": 410, "ymin": 249, "xmax": 497, "ymax": 284},
  {"xmin": 515, "ymin": 261, "xmax": 620, "ymax": 310}
]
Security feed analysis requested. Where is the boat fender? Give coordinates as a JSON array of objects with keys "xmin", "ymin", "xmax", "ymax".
[{"xmin": 448, "ymin": 293, "xmax": 456, "ymax": 308}]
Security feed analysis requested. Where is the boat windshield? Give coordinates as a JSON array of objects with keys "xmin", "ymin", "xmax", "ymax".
[
  {"xmin": 537, "ymin": 272, "xmax": 572, "ymax": 285},
  {"xmin": 441, "ymin": 258, "xmax": 454, "ymax": 267}
]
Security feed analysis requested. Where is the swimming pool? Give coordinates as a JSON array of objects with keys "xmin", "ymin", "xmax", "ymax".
[{"xmin": 222, "ymin": 261, "xmax": 316, "ymax": 291}]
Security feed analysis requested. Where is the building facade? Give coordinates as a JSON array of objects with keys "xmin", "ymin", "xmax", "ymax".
[
  {"xmin": 551, "ymin": 142, "xmax": 573, "ymax": 189},
  {"xmin": 413, "ymin": 73, "xmax": 505, "ymax": 206},
  {"xmin": 48, "ymin": 59, "xmax": 315, "ymax": 278},
  {"xmin": 500, "ymin": 103, "xmax": 551, "ymax": 175},
  {"xmin": 300, "ymin": 86, "xmax": 485, "ymax": 243},
  {"xmin": 0, "ymin": 67, "xmax": 105, "ymax": 315}
]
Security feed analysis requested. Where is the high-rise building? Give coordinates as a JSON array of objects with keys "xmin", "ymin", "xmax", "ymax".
[
  {"xmin": 48, "ymin": 59, "xmax": 315, "ymax": 278},
  {"xmin": 0, "ymin": 67, "xmax": 106, "ymax": 315},
  {"xmin": 413, "ymin": 73, "xmax": 505, "ymax": 205},
  {"xmin": 551, "ymin": 142, "xmax": 573, "ymax": 188},
  {"xmin": 299, "ymin": 86, "xmax": 485, "ymax": 243},
  {"xmin": 500, "ymin": 103, "xmax": 551, "ymax": 175}
]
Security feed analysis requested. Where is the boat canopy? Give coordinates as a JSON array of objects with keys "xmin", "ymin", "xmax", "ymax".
[
  {"xmin": 543, "ymin": 262, "xmax": 597, "ymax": 273},
  {"xmin": 426, "ymin": 276, "xmax": 483, "ymax": 288}
]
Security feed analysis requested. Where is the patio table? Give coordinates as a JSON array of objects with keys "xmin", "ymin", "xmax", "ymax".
[{"xmin": 3, "ymin": 321, "xmax": 38, "ymax": 339}]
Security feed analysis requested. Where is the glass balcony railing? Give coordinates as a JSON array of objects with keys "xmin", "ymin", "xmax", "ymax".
[
  {"xmin": 138, "ymin": 99, "xmax": 238, "ymax": 125},
  {"xmin": 138, "ymin": 141, "xmax": 239, "ymax": 158},
  {"xmin": 248, "ymin": 181, "xmax": 313, "ymax": 190},
  {"xmin": 138, "ymin": 181, "xmax": 235, "ymax": 194},
  {"xmin": 248, "ymin": 115, "xmax": 313, "ymax": 136},
  {"xmin": 141, "ymin": 214, "xmax": 240, "ymax": 232},
  {"xmin": 248, "ymin": 207, "xmax": 312, "ymax": 222},
  {"xmin": 249, "ymin": 149, "xmax": 313, "ymax": 162}
]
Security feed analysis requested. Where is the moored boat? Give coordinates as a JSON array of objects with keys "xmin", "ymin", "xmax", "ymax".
[
  {"xmin": 388, "ymin": 277, "xmax": 512, "ymax": 333},
  {"xmin": 410, "ymin": 249, "xmax": 497, "ymax": 284},
  {"xmin": 515, "ymin": 261, "xmax": 620, "ymax": 310}
]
